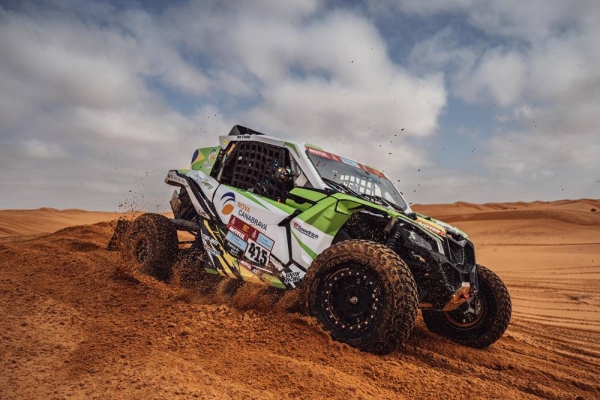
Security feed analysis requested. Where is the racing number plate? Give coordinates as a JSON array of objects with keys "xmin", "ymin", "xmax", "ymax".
[
  {"xmin": 227, "ymin": 216, "xmax": 275, "ymax": 266},
  {"xmin": 245, "ymin": 239, "xmax": 269, "ymax": 265}
]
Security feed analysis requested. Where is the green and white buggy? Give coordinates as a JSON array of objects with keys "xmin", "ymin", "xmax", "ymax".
[{"xmin": 112, "ymin": 125, "xmax": 511, "ymax": 355}]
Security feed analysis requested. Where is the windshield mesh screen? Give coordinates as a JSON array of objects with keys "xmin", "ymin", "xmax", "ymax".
[{"xmin": 223, "ymin": 142, "xmax": 291, "ymax": 200}]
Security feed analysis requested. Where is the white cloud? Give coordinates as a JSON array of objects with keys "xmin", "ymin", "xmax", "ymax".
[
  {"xmin": 163, "ymin": 7, "xmax": 446, "ymax": 170},
  {"xmin": 0, "ymin": 0, "xmax": 446, "ymax": 208},
  {"xmin": 22, "ymin": 139, "xmax": 67, "ymax": 159},
  {"xmin": 468, "ymin": 50, "xmax": 526, "ymax": 107},
  {"xmin": 390, "ymin": 0, "xmax": 600, "ymax": 42},
  {"xmin": 0, "ymin": 1, "xmax": 448, "ymax": 209},
  {"xmin": 404, "ymin": 1, "xmax": 600, "ymax": 203},
  {"xmin": 2, "ymin": 0, "xmax": 596, "ymax": 210}
]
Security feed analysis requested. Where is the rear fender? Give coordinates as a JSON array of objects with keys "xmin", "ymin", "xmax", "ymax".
[{"xmin": 165, "ymin": 170, "xmax": 219, "ymax": 220}]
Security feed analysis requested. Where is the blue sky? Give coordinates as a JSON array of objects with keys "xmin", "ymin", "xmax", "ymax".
[{"xmin": 0, "ymin": 0, "xmax": 599, "ymax": 210}]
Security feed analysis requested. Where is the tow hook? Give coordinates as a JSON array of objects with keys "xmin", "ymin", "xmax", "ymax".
[{"xmin": 442, "ymin": 283, "xmax": 471, "ymax": 312}]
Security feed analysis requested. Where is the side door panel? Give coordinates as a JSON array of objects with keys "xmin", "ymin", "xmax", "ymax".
[{"xmin": 210, "ymin": 184, "xmax": 294, "ymax": 288}]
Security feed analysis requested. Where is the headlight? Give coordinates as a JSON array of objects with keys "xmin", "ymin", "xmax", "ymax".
[
  {"xmin": 407, "ymin": 230, "xmax": 432, "ymax": 251},
  {"xmin": 408, "ymin": 230, "xmax": 445, "ymax": 255}
]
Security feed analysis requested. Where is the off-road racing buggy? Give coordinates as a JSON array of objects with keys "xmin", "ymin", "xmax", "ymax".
[{"xmin": 111, "ymin": 125, "xmax": 511, "ymax": 355}]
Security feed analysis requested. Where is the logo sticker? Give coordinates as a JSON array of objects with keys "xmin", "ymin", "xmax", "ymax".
[
  {"xmin": 340, "ymin": 156, "xmax": 360, "ymax": 169},
  {"xmin": 293, "ymin": 222, "xmax": 319, "ymax": 239},
  {"xmin": 225, "ymin": 230, "xmax": 248, "ymax": 251},
  {"xmin": 282, "ymin": 271, "xmax": 301, "ymax": 284},
  {"xmin": 239, "ymin": 260, "xmax": 254, "ymax": 272},
  {"xmin": 207, "ymin": 148, "xmax": 217, "ymax": 162},
  {"xmin": 417, "ymin": 221, "xmax": 445, "ymax": 237},
  {"xmin": 256, "ymin": 233, "xmax": 274, "ymax": 251},
  {"xmin": 201, "ymin": 233, "xmax": 219, "ymax": 247},
  {"xmin": 221, "ymin": 192, "xmax": 236, "ymax": 215},
  {"xmin": 200, "ymin": 179, "xmax": 213, "ymax": 190}
]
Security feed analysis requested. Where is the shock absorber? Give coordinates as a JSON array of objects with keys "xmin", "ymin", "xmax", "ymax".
[{"xmin": 384, "ymin": 218, "xmax": 403, "ymax": 251}]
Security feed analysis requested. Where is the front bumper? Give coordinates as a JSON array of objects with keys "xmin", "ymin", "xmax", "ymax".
[{"xmin": 397, "ymin": 229, "xmax": 479, "ymax": 311}]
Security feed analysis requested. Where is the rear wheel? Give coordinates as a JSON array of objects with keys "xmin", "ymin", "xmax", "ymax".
[
  {"xmin": 422, "ymin": 264, "xmax": 511, "ymax": 348},
  {"xmin": 122, "ymin": 213, "xmax": 178, "ymax": 282},
  {"xmin": 301, "ymin": 240, "xmax": 418, "ymax": 355}
]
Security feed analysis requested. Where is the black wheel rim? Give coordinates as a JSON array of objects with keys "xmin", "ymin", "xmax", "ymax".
[
  {"xmin": 444, "ymin": 291, "xmax": 486, "ymax": 329},
  {"xmin": 135, "ymin": 239, "xmax": 149, "ymax": 263},
  {"xmin": 321, "ymin": 263, "xmax": 383, "ymax": 332}
]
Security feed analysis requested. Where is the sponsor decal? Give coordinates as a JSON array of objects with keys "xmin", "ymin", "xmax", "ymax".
[
  {"xmin": 225, "ymin": 231, "xmax": 248, "ymax": 251},
  {"xmin": 306, "ymin": 146, "xmax": 385, "ymax": 178},
  {"xmin": 225, "ymin": 241, "xmax": 243, "ymax": 257},
  {"xmin": 340, "ymin": 156, "xmax": 360, "ymax": 169},
  {"xmin": 201, "ymin": 233, "xmax": 219, "ymax": 247},
  {"xmin": 228, "ymin": 216, "xmax": 258, "ymax": 240},
  {"xmin": 220, "ymin": 192, "xmax": 236, "ymax": 215},
  {"xmin": 207, "ymin": 148, "xmax": 217, "ymax": 163},
  {"xmin": 239, "ymin": 260, "xmax": 254, "ymax": 272},
  {"xmin": 227, "ymin": 215, "xmax": 275, "ymax": 265},
  {"xmin": 282, "ymin": 271, "xmax": 302, "ymax": 284},
  {"xmin": 200, "ymin": 179, "xmax": 213, "ymax": 191},
  {"xmin": 168, "ymin": 172, "xmax": 187, "ymax": 186},
  {"xmin": 256, "ymin": 232, "xmax": 274, "ymax": 251},
  {"xmin": 205, "ymin": 247, "xmax": 221, "ymax": 257},
  {"xmin": 252, "ymin": 264, "xmax": 272, "ymax": 274},
  {"xmin": 238, "ymin": 210, "xmax": 267, "ymax": 230},
  {"xmin": 186, "ymin": 170, "xmax": 205, "ymax": 181},
  {"xmin": 228, "ymin": 226, "xmax": 248, "ymax": 241},
  {"xmin": 358, "ymin": 163, "xmax": 385, "ymax": 178},
  {"xmin": 306, "ymin": 146, "xmax": 341, "ymax": 162},
  {"xmin": 293, "ymin": 222, "xmax": 319, "ymax": 240},
  {"xmin": 237, "ymin": 202, "xmax": 250, "ymax": 213},
  {"xmin": 417, "ymin": 221, "xmax": 445, "ymax": 237},
  {"xmin": 306, "ymin": 147, "xmax": 328, "ymax": 158}
]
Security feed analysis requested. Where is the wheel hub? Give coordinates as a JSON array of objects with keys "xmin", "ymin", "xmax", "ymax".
[
  {"xmin": 321, "ymin": 264, "xmax": 382, "ymax": 332},
  {"xmin": 444, "ymin": 293, "xmax": 485, "ymax": 328}
]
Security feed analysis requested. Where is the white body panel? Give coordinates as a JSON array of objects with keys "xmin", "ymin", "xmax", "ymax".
[{"xmin": 213, "ymin": 184, "xmax": 292, "ymax": 264}]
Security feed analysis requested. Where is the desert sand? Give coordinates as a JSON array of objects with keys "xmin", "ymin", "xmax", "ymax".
[{"xmin": 1, "ymin": 199, "xmax": 599, "ymax": 399}]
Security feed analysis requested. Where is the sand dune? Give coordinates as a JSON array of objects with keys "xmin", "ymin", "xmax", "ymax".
[
  {"xmin": 1, "ymin": 200, "xmax": 599, "ymax": 399},
  {"xmin": 0, "ymin": 208, "xmax": 128, "ymax": 239}
]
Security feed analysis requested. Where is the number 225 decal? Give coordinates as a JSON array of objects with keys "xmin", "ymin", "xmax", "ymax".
[{"xmin": 245, "ymin": 241, "xmax": 268, "ymax": 265}]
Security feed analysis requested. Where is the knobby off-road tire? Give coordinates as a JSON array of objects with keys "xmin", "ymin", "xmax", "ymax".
[
  {"xmin": 106, "ymin": 218, "xmax": 130, "ymax": 251},
  {"xmin": 422, "ymin": 264, "xmax": 511, "ymax": 348},
  {"xmin": 122, "ymin": 213, "xmax": 178, "ymax": 282},
  {"xmin": 301, "ymin": 240, "xmax": 418, "ymax": 355}
]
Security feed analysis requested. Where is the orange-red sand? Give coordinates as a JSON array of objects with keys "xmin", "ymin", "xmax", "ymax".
[{"xmin": 1, "ymin": 200, "xmax": 599, "ymax": 399}]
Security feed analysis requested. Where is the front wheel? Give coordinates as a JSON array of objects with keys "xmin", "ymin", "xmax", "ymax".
[
  {"xmin": 301, "ymin": 240, "xmax": 418, "ymax": 355},
  {"xmin": 422, "ymin": 264, "xmax": 511, "ymax": 348}
]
